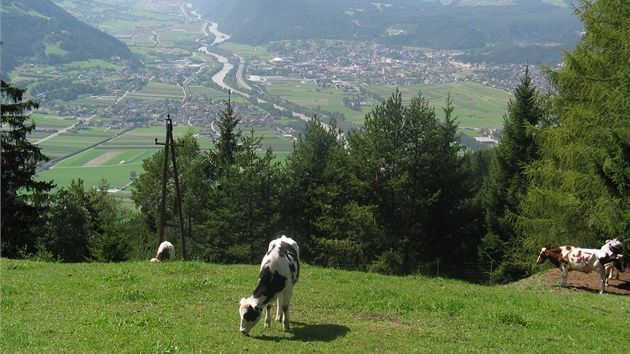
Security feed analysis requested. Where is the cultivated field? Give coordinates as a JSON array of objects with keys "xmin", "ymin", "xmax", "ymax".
[
  {"xmin": 34, "ymin": 125, "xmax": 295, "ymax": 194},
  {"xmin": 2, "ymin": 259, "xmax": 628, "ymax": 353},
  {"xmin": 265, "ymin": 80, "xmax": 512, "ymax": 129}
]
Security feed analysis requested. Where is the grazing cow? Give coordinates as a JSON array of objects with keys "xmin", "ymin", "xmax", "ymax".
[
  {"xmin": 239, "ymin": 236, "xmax": 300, "ymax": 334},
  {"xmin": 150, "ymin": 241, "xmax": 174, "ymax": 262},
  {"xmin": 536, "ymin": 245, "xmax": 619, "ymax": 294}
]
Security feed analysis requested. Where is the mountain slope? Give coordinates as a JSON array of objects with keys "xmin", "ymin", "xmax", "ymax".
[
  {"xmin": 0, "ymin": 0, "xmax": 134, "ymax": 80},
  {"xmin": 197, "ymin": 0, "xmax": 581, "ymax": 64}
]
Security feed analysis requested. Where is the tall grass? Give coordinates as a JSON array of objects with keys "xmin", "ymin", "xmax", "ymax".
[{"xmin": 1, "ymin": 259, "xmax": 628, "ymax": 353}]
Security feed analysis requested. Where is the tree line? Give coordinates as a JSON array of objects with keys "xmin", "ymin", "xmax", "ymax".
[{"xmin": 2, "ymin": 1, "xmax": 628, "ymax": 283}]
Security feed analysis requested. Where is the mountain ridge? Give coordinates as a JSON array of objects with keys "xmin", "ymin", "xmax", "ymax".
[
  {"xmin": 0, "ymin": 0, "xmax": 135, "ymax": 80},
  {"xmin": 195, "ymin": 0, "xmax": 581, "ymax": 64}
]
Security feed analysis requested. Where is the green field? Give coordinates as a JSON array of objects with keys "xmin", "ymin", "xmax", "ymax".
[
  {"xmin": 265, "ymin": 81, "xmax": 511, "ymax": 129},
  {"xmin": 127, "ymin": 82, "xmax": 185, "ymax": 100},
  {"xmin": 369, "ymin": 82, "xmax": 511, "ymax": 129},
  {"xmin": 34, "ymin": 125, "xmax": 295, "ymax": 195},
  {"xmin": 266, "ymin": 82, "xmax": 379, "ymax": 125},
  {"xmin": 2, "ymin": 259, "xmax": 628, "ymax": 353}
]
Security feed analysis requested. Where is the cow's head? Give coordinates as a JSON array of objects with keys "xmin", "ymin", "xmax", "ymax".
[
  {"xmin": 613, "ymin": 254, "xmax": 626, "ymax": 273},
  {"xmin": 536, "ymin": 248, "xmax": 548, "ymax": 264},
  {"xmin": 239, "ymin": 298, "xmax": 262, "ymax": 334},
  {"xmin": 604, "ymin": 238, "xmax": 624, "ymax": 255}
]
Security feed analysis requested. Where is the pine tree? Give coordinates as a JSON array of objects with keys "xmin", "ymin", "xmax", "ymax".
[{"xmin": 1, "ymin": 81, "xmax": 54, "ymax": 258}]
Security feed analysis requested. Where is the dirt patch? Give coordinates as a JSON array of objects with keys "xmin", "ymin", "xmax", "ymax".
[
  {"xmin": 533, "ymin": 268, "xmax": 630, "ymax": 295},
  {"xmin": 83, "ymin": 151, "xmax": 122, "ymax": 167}
]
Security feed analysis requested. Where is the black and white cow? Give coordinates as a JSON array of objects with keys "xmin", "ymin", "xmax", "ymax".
[
  {"xmin": 601, "ymin": 238, "xmax": 625, "ymax": 285},
  {"xmin": 239, "ymin": 236, "xmax": 300, "ymax": 334}
]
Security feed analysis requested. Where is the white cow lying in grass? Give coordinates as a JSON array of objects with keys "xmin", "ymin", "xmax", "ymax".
[
  {"xmin": 239, "ymin": 236, "xmax": 300, "ymax": 334},
  {"xmin": 150, "ymin": 241, "xmax": 174, "ymax": 262},
  {"xmin": 536, "ymin": 242, "xmax": 621, "ymax": 294}
]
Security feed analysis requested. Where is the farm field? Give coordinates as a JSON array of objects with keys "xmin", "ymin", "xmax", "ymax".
[
  {"xmin": 2, "ymin": 259, "xmax": 629, "ymax": 353},
  {"xmin": 265, "ymin": 81, "xmax": 379, "ymax": 125},
  {"xmin": 369, "ymin": 82, "xmax": 513, "ymax": 129},
  {"xmin": 34, "ymin": 125, "xmax": 295, "ymax": 196},
  {"xmin": 265, "ymin": 80, "xmax": 512, "ymax": 129}
]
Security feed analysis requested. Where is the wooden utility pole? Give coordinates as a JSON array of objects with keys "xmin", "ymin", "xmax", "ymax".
[{"xmin": 155, "ymin": 115, "xmax": 186, "ymax": 260}]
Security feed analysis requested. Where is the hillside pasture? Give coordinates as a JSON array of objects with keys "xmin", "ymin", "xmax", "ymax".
[{"xmin": 2, "ymin": 259, "xmax": 629, "ymax": 353}]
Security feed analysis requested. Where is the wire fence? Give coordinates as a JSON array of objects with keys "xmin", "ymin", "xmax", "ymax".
[{"xmin": 414, "ymin": 260, "xmax": 496, "ymax": 285}]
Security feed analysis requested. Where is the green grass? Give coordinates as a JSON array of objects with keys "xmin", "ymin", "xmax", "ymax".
[{"xmin": 2, "ymin": 259, "xmax": 629, "ymax": 353}]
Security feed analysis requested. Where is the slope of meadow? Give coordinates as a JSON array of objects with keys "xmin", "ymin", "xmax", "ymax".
[{"xmin": 1, "ymin": 259, "xmax": 628, "ymax": 353}]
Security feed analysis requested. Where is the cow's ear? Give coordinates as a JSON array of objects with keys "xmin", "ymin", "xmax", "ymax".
[{"xmin": 250, "ymin": 304, "xmax": 261, "ymax": 312}]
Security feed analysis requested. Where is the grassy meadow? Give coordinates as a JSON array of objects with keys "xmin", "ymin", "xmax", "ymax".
[{"xmin": 1, "ymin": 258, "xmax": 629, "ymax": 353}]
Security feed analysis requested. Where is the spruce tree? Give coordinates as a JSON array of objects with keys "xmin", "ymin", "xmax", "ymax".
[
  {"xmin": 1, "ymin": 81, "xmax": 54, "ymax": 258},
  {"xmin": 347, "ymin": 89, "xmax": 468, "ymax": 274},
  {"xmin": 519, "ymin": 0, "xmax": 630, "ymax": 251},
  {"xmin": 479, "ymin": 67, "xmax": 544, "ymax": 281}
]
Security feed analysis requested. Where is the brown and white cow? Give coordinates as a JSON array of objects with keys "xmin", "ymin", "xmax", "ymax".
[
  {"xmin": 536, "ymin": 245, "xmax": 620, "ymax": 294},
  {"xmin": 150, "ymin": 241, "xmax": 174, "ymax": 262}
]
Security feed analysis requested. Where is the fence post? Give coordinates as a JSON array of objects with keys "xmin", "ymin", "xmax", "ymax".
[{"xmin": 436, "ymin": 259, "xmax": 439, "ymax": 277}]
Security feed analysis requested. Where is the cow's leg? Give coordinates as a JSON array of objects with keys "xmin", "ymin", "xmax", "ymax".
[
  {"xmin": 560, "ymin": 266, "xmax": 567, "ymax": 287},
  {"xmin": 275, "ymin": 295, "xmax": 284, "ymax": 323},
  {"xmin": 264, "ymin": 303, "xmax": 273, "ymax": 328},
  {"xmin": 281, "ymin": 287, "xmax": 293, "ymax": 331},
  {"xmin": 597, "ymin": 267, "xmax": 606, "ymax": 294}
]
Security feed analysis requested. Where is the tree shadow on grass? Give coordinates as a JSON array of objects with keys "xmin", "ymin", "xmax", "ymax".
[{"xmin": 252, "ymin": 321, "xmax": 350, "ymax": 342}]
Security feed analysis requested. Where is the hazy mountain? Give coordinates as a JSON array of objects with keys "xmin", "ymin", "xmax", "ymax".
[
  {"xmin": 195, "ymin": 0, "xmax": 582, "ymax": 64},
  {"xmin": 0, "ymin": 0, "xmax": 135, "ymax": 80}
]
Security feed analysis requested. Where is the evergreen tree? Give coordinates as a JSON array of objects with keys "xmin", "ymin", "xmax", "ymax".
[
  {"xmin": 212, "ymin": 92, "xmax": 242, "ymax": 168},
  {"xmin": 1, "ymin": 81, "xmax": 54, "ymax": 258},
  {"xmin": 519, "ymin": 0, "xmax": 630, "ymax": 253},
  {"xmin": 202, "ymin": 129, "xmax": 283, "ymax": 263},
  {"xmin": 44, "ymin": 179, "xmax": 129, "ymax": 262},
  {"xmin": 283, "ymin": 116, "xmax": 367, "ymax": 267},
  {"xmin": 478, "ymin": 67, "xmax": 544, "ymax": 282},
  {"xmin": 347, "ymin": 89, "xmax": 468, "ymax": 274}
]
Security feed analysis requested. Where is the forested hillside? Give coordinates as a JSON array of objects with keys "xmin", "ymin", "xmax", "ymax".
[
  {"xmin": 0, "ymin": 0, "xmax": 135, "ymax": 80},
  {"xmin": 197, "ymin": 0, "xmax": 581, "ymax": 64}
]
